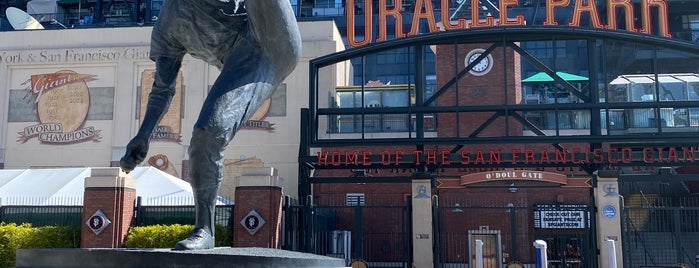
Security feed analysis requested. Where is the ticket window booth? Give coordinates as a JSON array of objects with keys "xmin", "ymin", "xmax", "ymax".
[{"xmin": 535, "ymin": 235, "xmax": 585, "ymax": 268}]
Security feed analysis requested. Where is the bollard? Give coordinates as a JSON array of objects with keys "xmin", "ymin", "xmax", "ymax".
[
  {"xmin": 605, "ymin": 239, "xmax": 617, "ymax": 268},
  {"xmin": 475, "ymin": 239, "xmax": 484, "ymax": 268},
  {"xmin": 533, "ymin": 240, "xmax": 548, "ymax": 268}
]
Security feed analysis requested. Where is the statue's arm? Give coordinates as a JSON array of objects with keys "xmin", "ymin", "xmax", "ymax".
[
  {"xmin": 121, "ymin": 56, "xmax": 182, "ymax": 172},
  {"xmin": 136, "ymin": 56, "xmax": 182, "ymax": 138}
]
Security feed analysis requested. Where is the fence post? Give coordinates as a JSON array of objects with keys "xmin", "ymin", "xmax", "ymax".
[
  {"xmin": 134, "ymin": 196, "xmax": 142, "ymax": 226},
  {"xmin": 411, "ymin": 173, "xmax": 434, "ymax": 268},
  {"xmin": 605, "ymin": 238, "xmax": 617, "ymax": 268},
  {"xmin": 233, "ymin": 167, "xmax": 284, "ymax": 248},
  {"xmin": 595, "ymin": 171, "xmax": 623, "ymax": 268},
  {"xmin": 533, "ymin": 239, "xmax": 548, "ymax": 268},
  {"xmin": 475, "ymin": 239, "xmax": 484, "ymax": 268},
  {"xmin": 81, "ymin": 167, "xmax": 136, "ymax": 248}
]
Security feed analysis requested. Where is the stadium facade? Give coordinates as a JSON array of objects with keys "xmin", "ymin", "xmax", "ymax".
[{"xmin": 2, "ymin": 0, "xmax": 699, "ymax": 267}]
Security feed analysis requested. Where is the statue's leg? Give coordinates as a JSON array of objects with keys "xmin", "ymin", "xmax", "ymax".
[
  {"xmin": 172, "ymin": 128, "xmax": 226, "ymax": 250},
  {"xmin": 174, "ymin": 39, "xmax": 281, "ymax": 251},
  {"xmin": 174, "ymin": 0, "xmax": 301, "ymax": 250}
]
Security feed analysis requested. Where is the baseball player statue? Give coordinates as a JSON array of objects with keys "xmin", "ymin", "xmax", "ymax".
[{"xmin": 120, "ymin": 0, "xmax": 301, "ymax": 250}]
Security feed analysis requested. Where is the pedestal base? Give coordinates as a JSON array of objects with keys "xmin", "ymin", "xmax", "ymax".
[{"xmin": 16, "ymin": 247, "xmax": 346, "ymax": 268}]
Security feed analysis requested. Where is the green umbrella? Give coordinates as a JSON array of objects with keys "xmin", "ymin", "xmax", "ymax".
[{"xmin": 522, "ymin": 72, "xmax": 588, "ymax": 83}]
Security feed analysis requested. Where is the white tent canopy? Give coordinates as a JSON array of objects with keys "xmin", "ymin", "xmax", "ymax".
[{"xmin": 0, "ymin": 167, "xmax": 232, "ymax": 206}]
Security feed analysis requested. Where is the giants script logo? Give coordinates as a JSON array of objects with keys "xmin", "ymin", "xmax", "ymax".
[{"xmin": 17, "ymin": 70, "xmax": 102, "ymax": 144}]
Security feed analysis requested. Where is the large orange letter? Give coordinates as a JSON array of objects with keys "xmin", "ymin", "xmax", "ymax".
[
  {"xmin": 497, "ymin": 0, "xmax": 525, "ymax": 26},
  {"xmin": 569, "ymin": 0, "xmax": 605, "ymax": 28},
  {"xmin": 607, "ymin": 0, "xmax": 637, "ymax": 32},
  {"xmin": 469, "ymin": 0, "xmax": 495, "ymax": 28},
  {"xmin": 640, "ymin": 0, "xmax": 671, "ymax": 37},
  {"xmin": 377, "ymin": 0, "xmax": 405, "ymax": 42},
  {"xmin": 544, "ymin": 0, "xmax": 570, "ymax": 26},
  {"xmin": 347, "ymin": 0, "xmax": 373, "ymax": 47},
  {"xmin": 409, "ymin": 0, "xmax": 439, "ymax": 35},
  {"xmin": 440, "ymin": 0, "xmax": 466, "ymax": 30}
]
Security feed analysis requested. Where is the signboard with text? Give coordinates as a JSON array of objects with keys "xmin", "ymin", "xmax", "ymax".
[{"xmin": 533, "ymin": 204, "xmax": 589, "ymax": 229}]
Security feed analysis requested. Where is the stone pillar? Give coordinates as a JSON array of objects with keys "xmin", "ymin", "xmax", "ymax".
[
  {"xmin": 594, "ymin": 170, "xmax": 624, "ymax": 268},
  {"xmin": 81, "ymin": 168, "xmax": 136, "ymax": 248},
  {"xmin": 233, "ymin": 167, "xmax": 283, "ymax": 248},
  {"xmin": 411, "ymin": 174, "xmax": 434, "ymax": 268}
]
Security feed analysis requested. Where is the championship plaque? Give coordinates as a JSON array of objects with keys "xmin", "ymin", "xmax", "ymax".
[{"xmin": 36, "ymin": 70, "xmax": 91, "ymax": 132}]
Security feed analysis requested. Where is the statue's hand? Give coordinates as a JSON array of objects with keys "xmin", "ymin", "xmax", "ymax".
[{"xmin": 120, "ymin": 136, "xmax": 149, "ymax": 173}]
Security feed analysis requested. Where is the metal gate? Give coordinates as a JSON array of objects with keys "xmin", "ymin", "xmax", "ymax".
[
  {"xmin": 287, "ymin": 201, "xmax": 413, "ymax": 267},
  {"xmin": 622, "ymin": 195, "xmax": 699, "ymax": 268},
  {"xmin": 435, "ymin": 201, "xmax": 593, "ymax": 268}
]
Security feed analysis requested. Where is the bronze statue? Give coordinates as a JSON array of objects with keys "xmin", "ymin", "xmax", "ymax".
[{"xmin": 120, "ymin": 0, "xmax": 301, "ymax": 250}]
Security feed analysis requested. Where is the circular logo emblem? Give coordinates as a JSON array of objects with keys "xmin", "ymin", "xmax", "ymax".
[
  {"xmin": 602, "ymin": 205, "xmax": 617, "ymax": 219},
  {"xmin": 244, "ymin": 215, "xmax": 260, "ymax": 230},
  {"xmin": 88, "ymin": 215, "xmax": 104, "ymax": 230}
]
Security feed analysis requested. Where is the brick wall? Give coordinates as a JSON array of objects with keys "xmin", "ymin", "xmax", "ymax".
[
  {"xmin": 81, "ymin": 187, "xmax": 136, "ymax": 248},
  {"xmin": 233, "ymin": 186, "xmax": 283, "ymax": 248}
]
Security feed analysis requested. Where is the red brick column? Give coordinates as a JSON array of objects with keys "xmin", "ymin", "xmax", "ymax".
[
  {"xmin": 233, "ymin": 186, "xmax": 284, "ymax": 248},
  {"xmin": 81, "ymin": 168, "xmax": 136, "ymax": 248}
]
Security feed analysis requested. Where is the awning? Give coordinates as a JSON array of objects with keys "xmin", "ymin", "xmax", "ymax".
[
  {"xmin": 522, "ymin": 72, "xmax": 589, "ymax": 83},
  {"xmin": 610, "ymin": 74, "xmax": 699, "ymax": 85}
]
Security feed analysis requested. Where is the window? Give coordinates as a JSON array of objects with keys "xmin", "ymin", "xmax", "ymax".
[
  {"xmin": 346, "ymin": 193, "xmax": 365, "ymax": 206},
  {"xmin": 335, "ymin": 86, "xmax": 412, "ymax": 133}
]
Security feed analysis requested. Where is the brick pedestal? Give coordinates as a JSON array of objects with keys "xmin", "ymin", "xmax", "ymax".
[
  {"xmin": 81, "ymin": 168, "xmax": 136, "ymax": 248},
  {"xmin": 233, "ymin": 167, "xmax": 284, "ymax": 248}
]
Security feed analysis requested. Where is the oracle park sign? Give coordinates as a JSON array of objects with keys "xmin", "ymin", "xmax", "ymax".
[{"xmin": 346, "ymin": 0, "xmax": 671, "ymax": 47}]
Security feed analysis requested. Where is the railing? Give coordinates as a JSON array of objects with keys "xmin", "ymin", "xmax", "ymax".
[
  {"xmin": 0, "ymin": 196, "xmax": 234, "ymax": 230},
  {"xmin": 622, "ymin": 196, "xmax": 699, "ymax": 268}
]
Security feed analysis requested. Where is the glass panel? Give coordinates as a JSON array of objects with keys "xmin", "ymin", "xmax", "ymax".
[
  {"xmin": 628, "ymin": 108, "xmax": 659, "ymax": 128},
  {"xmin": 658, "ymin": 76, "xmax": 686, "ymax": 101},
  {"xmin": 601, "ymin": 41, "xmax": 654, "ymax": 106},
  {"xmin": 606, "ymin": 109, "xmax": 626, "ymax": 130},
  {"xmin": 690, "ymin": 108, "xmax": 699, "ymax": 126}
]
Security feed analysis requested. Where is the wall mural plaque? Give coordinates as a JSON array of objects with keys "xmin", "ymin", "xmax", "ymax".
[
  {"xmin": 139, "ymin": 69, "xmax": 183, "ymax": 142},
  {"xmin": 17, "ymin": 70, "xmax": 102, "ymax": 144}
]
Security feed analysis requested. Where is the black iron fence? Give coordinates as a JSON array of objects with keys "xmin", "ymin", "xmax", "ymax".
[
  {"xmin": 0, "ymin": 196, "xmax": 234, "ymax": 230},
  {"xmin": 282, "ymin": 196, "xmax": 412, "ymax": 267},
  {"xmin": 622, "ymin": 195, "xmax": 699, "ymax": 268}
]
